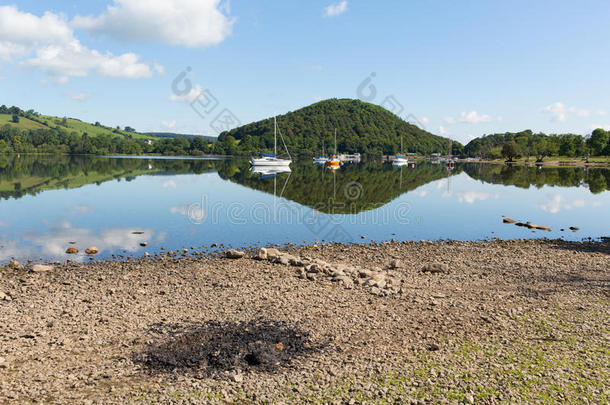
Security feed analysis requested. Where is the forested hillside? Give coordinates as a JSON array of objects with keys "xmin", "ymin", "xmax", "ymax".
[{"xmin": 217, "ymin": 98, "xmax": 458, "ymax": 155}]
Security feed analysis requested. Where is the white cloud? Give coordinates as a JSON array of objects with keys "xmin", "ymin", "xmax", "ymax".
[
  {"xmin": 439, "ymin": 125, "xmax": 448, "ymax": 135},
  {"xmin": 70, "ymin": 205, "xmax": 93, "ymax": 214},
  {"xmin": 163, "ymin": 180, "xmax": 177, "ymax": 188},
  {"xmin": 71, "ymin": 92, "xmax": 90, "ymax": 101},
  {"xmin": 72, "ymin": 0, "xmax": 234, "ymax": 48},
  {"xmin": 19, "ymin": 221, "xmax": 152, "ymax": 261},
  {"xmin": 455, "ymin": 191, "xmax": 491, "ymax": 204},
  {"xmin": 445, "ymin": 111, "xmax": 494, "ymax": 124},
  {"xmin": 154, "ymin": 63, "xmax": 165, "ymax": 74},
  {"xmin": 162, "ymin": 120, "xmax": 176, "ymax": 129},
  {"xmin": 0, "ymin": 5, "xmax": 72, "ymax": 61},
  {"xmin": 539, "ymin": 194, "xmax": 587, "ymax": 214},
  {"xmin": 412, "ymin": 189, "xmax": 428, "ymax": 197},
  {"xmin": 169, "ymin": 84, "xmax": 204, "ymax": 103},
  {"xmin": 420, "ymin": 117, "xmax": 430, "ymax": 124},
  {"xmin": 324, "ymin": 1, "xmax": 348, "ymax": 17},
  {"xmin": 0, "ymin": 5, "xmax": 155, "ymax": 83},
  {"xmin": 542, "ymin": 102, "xmax": 590, "ymax": 122},
  {"xmin": 597, "ymin": 110, "xmax": 608, "ymax": 116}
]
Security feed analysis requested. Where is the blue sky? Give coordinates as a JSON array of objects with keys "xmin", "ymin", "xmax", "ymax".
[{"xmin": 1, "ymin": 0, "xmax": 609, "ymax": 144}]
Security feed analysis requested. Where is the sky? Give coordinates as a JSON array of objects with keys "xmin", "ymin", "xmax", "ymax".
[{"xmin": 0, "ymin": 0, "xmax": 609, "ymax": 144}]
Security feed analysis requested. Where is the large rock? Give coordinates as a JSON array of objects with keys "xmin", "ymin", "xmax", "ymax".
[
  {"xmin": 31, "ymin": 264, "xmax": 54, "ymax": 273},
  {"xmin": 265, "ymin": 248, "xmax": 281, "ymax": 258},
  {"xmin": 225, "ymin": 249, "xmax": 245, "ymax": 259},
  {"xmin": 255, "ymin": 248, "xmax": 268, "ymax": 260},
  {"xmin": 421, "ymin": 263, "xmax": 449, "ymax": 274},
  {"xmin": 65, "ymin": 247, "xmax": 79, "ymax": 254},
  {"xmin": 8, "ymin": 259, "xmax": 22, "ymax": 270},
  {"xmin": 85, "ymin": 246, "xmax": 98, "ymax": 255},
  {"xmin": 503, "ymin": 218, "xmax": 516, "ymax": 223}
]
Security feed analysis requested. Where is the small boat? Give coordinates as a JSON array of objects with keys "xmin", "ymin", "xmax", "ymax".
[
  {"xmin": 250, "ymin": 116, "xmax": 292, "ymax": 167},
  {"xmin": 313, "ymin": 140, "xmax": 328, "ymax": 164},
  {"xmin": 324, "ymin": 129, "xmax": 342, "ymax": 169},
  {"xmin": 393, "ymin": 135, "xmax": 408, "ymax": 166},
  {"xmin": 250, "ymin": 166, "xmax": 292, "ymax": 176}
]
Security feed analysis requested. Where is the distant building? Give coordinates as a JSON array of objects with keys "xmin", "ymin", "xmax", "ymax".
[{"xmin": 431, "ymin": 152, "xmax": 441, "ymax": 157}]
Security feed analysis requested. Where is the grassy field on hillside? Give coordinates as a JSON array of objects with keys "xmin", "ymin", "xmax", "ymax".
[{"xmin": 0, "ymin": 113, "xmax": 152, "ymax": 140}]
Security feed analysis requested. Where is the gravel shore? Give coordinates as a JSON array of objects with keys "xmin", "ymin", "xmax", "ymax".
[{"xmin": 1, "ymin": 239, "xmax": 608, "ymax": 404}]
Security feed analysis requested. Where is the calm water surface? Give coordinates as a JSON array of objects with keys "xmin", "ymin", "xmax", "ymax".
[{"xmin": 1, "ymin": 155, "xmax": 608, "ymax": 263}]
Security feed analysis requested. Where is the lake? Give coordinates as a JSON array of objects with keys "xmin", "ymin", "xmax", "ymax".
[{"xmin": 1, "ymin": 155, "xmax": 608, "ymax": 264}]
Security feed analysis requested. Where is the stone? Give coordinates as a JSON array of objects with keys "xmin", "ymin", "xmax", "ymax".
[
  {"xmin": 31, "ymin": 264, "xmax": 54, "ymax": 273},
  {"xmin": 334, "ymin": 275, "xmax": 354, "ymax": 288},
  {"xmin": 421, "ymin": 263, "xmax": 449, "ymax": 274},
  {"xmin": 569, "ymin": 226, "xmax": 579, "ymax": 231},
  {"xmin": 65, "ymin": 247, "xmax": 79, "ymax": 254},
  {"xmin": 0, "ymin": 356, "xmax": 6, "ymax": 368},
  {"xmin": 388, "ymin": 259, "xmax": 401, "ymax": 269},
  {"xmin": 9, "ymin": 259, "xmax": 22, "ymax": 269},
  {"xmin": 305, "ymin": 264, "xmax": 321, "ymax": 273},
  {"xmin": 140, "ymin": 242, "xmax": 147, "ymax": 247},
  {"xmin": 84, "ymin": 246, "xmax": 98, "ymax": 255},
  {"xmin": 503, "ymin": 218, "xmax": 516, "ymax": 223},
  {"xmin": 225, "ymin": 249, "xmax": 245, "ymax": 259},
  {"xmin": 255, "ymin": 248, "xmax": 268, "ymax": 260},
  {"xmin": 266, "ymin": 247, "xmax": 281, "ymax": 258}
]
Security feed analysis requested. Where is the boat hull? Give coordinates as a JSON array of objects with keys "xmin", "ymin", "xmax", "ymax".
[{"xmin": 250, "ymin": 158, "xmax": 292, "ymax": 166}]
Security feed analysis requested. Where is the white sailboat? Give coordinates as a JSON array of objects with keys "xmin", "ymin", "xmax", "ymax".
[
  {"xmin": 393, "ymin": 135, "xmax": 408, "ymax": 166},
  {"xmin": 313, "ymin": 140, "xmax": 328, "ymax": 164},
  {"xmin": 250, "ymin": 116, "xmax": 292, "ymax": 167}
]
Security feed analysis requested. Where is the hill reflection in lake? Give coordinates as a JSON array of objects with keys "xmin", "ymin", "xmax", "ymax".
[{"xmin": 0, "ymin": 155, "xmax": 608, "ymax": 263}]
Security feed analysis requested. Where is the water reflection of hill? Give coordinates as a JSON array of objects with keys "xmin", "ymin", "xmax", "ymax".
[
  {"xmin": 461, "ymin": 163, "xmax": 610, "ymax": 194},
  {"xmin": 0, "ymin": 155, "xmax": 218, "ymax": 200},
  {"xmin": 217, "ymin": 161, "xmax": 456, "ymax": 214}
]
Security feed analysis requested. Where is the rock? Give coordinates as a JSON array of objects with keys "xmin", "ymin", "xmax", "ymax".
[
  {"xmin": 306, "ymin": 272, "xmax": 317, "ymax": 281},
  {"xmin": 334, "ymin": 275, "xmax": 354, "ymax": 288},
  {"xmin": 427, "ymin": 343, "xmax": 441, "ymax": 351},
  {"xmin": 31, "ymin": 264, "xmax": 54, "ymax": 273},
  {"xmin": 305, "ymin": 264, "xmax": 321, "ymax": 273},
  {"xmin": 465, "ymin": 393, "xmax": 475, "ymax": 404},
  {"xmin": 570, "ymin": 226, "xmax": 579, "ymax": 231},
  {"xmin": 503, "ymin": 218, "xmax": 516, "ymax": 223},
  {"xmin": 140, "ymin": 242, "xmax": 148, "ymax": 247},
  {"xmin": 0, "ymin": 356, "xmax": 6, "ymax": 368},
  {"xmin": 255, "ymin": 248, "xmax": 268, "ymax": 260},
  {"xmin": 231, "ymin": 373, "xmax": 244, "ymax": 383},
  {"xmin": 211, "ymin": 243, "xmax": 218, "ymax": 248},
  {"xmin": 388, "ymin": 259, "xmax": 401, "ymax": 269},
  {"xmin": 0, "ymin": 292, "xmax": 10, "ymax": 301},
  {"xmin": 421, "ymin": 263, "xmax": 449, "ymax": 274},
  {"xmin": 8, "ymin": 259, "xmax": 22, "ymax": 269},
  {"xmin": 65, "ymin": 247, "xmax": 79, "ymax": 254},
  {"xmin": 265, "ymin": 247, "xmax": 281, "ymax": 258},
  {"xmin": 225, "ymin": 249, "xmax": 245, "ymax": 259},
  {"xmin": 84, "ymin": 246, "xmax": 98, "ymax": 255}
]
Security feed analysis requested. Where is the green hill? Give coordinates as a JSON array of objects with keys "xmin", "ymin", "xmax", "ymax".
[
  {"xmin": 0, "ymin": 110, "xmax": 150, "ymax": 140},
  {"xmin": 217, "ymin": 98, "xmax": 458, "ymax": 155}
]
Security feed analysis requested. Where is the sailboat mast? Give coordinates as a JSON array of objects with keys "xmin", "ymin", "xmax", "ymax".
[
  {"xmin": 274, "ymin": 116, "xmax": 277, "ymax": 156},
  {"xmin": 334, "ymin": 128, "xmax": 337, "ymax": 154}
]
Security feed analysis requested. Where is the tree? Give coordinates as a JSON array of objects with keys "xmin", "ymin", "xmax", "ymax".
[
  {"xmin": 587, "ymin": 128, "xmax": 609, "ymax": 156},
  {"xmin": 501, "ymin": 140, "xmax": 519, "ymax": 162},
  {"xmin": 11, "ymin": 114, "xmax": 19, "ymax": 123},
  {"xmin": 124, "ymin": 126, "xmax": 136, "ymax": 132}
]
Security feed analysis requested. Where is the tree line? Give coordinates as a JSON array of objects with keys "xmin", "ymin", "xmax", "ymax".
[{"xmin": 464, "ymin": 129, "xmax": 609, "ymax": 161}]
